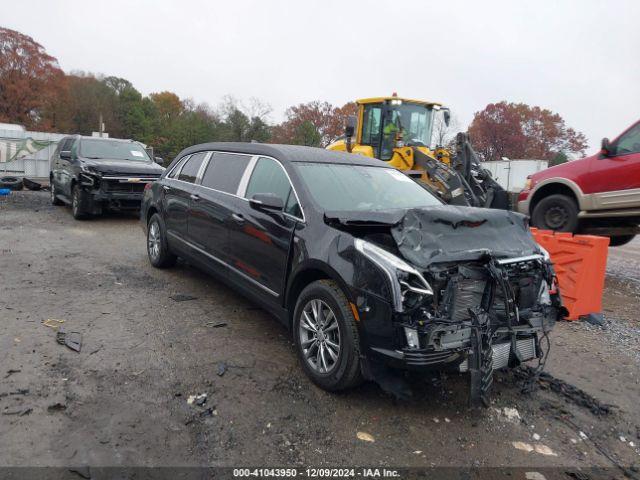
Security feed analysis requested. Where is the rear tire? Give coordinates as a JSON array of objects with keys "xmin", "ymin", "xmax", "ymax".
[
  {"xmin": 531, "ymin": 194, "xmax": 579, "ymax": 232},
  {"xmin": 608, "ymin": 234, "xmax": 636, "ymax": 247},
  {"xmin": 147, "ymin": 213, "xmax": 177, "ymax": 268},
  {"xmin": 71, "ymin": 184, "xmax": 89, "ymax": 220},
  {"xmin": 293, "ymin": 280, "xmax": 363, "ymax": 391}
]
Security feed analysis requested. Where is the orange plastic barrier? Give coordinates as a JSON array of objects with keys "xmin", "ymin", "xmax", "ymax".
[{"xmin": 530, "ymin": 228, "xmax": 609, "ymax": 321}]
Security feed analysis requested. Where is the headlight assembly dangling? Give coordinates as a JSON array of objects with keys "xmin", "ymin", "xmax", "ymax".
[{"xmin": 354, "ymin": 238, "xmax": 433, "ymax": 312}]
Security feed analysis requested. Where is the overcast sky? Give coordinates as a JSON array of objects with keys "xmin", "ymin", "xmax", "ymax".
[{"xmin": 5, "ymin": 0, "xmax": 639, "ymax": 153}]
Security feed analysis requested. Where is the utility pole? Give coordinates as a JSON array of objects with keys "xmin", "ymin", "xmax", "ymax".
[{"xmin": 99, "ymin": 113, "xmax": 105, "ymax": 137}]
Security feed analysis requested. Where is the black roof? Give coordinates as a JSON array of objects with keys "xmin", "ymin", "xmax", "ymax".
[{"xmin": 176, "ymin": 142, "xmax": 390, "ymax": 167}]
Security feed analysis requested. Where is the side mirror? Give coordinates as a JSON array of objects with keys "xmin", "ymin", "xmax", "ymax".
[
  {"xmin": 600, "ymin": 138, "xmax": 612, "ymax": 157},
  {"xmin": 345, "ymin": 115, "xmax": 357, "ymax": 153},
  {"xmin": 249, "ymin": 193, "xmax": 284, "ymax": 211},
  {"xmin": 154, "ymin": 156, "xmax": 164, "ymax": 166},
  {"xmin": 60, "ymin": 150, "xmax": 71, "ymax": 160},
  {"xmin": 443, "ymin": 109, "xmax": 451, "ymax": 127},
  {"xmin": 345, "ymin": 115, "xmax": 357, "ymax": 138}
]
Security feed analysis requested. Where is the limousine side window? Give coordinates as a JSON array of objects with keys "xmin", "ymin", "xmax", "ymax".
[
  {"xmin": 201, "ymin": 152, "xmax": 251, "ymax": 194},
  {"xmin": 178, "ymin": 152, "xmax": 207, "ymax": 183},
  {"xmin": 245, "ymin": 157, "xmax": 301, "ymax": 218}
]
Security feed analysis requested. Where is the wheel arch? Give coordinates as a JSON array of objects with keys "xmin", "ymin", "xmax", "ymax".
[
  {"xmin": 146, "ymin": 205, "xmax": 159, "ymax": 226},
  {"xmin": 529, "ymin": 179, "xmax": 583, "ymax": 214},
  {"xmin": 285, "ymin": 261, "xmax": 355, "ymax": 330}
]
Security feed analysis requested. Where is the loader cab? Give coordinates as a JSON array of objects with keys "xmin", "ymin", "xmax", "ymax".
[{"xmin": 357, "ymin": 97, "xmax": 440, "ymax": 160}]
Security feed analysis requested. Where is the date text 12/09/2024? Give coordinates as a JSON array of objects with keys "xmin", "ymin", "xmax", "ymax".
[{"xmin": 233, "ymin": 468, "xmax": 401, "ymax": 478}]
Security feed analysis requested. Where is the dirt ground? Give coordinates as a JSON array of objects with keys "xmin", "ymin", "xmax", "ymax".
[{"xmin": 1, "ymin": 190, "xmax": 640, "ymax": 478}]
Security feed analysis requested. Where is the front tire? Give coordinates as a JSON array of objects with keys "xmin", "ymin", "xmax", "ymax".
[
  {"xmin": 293, "ymin": 280, "xmax": 363, "ymax": 391},
  {"xmin": 531, "ymin": 194, "xmax": 579, "ymax": 232},
  {"xmin": 147, "ymin": 213, "xmax": 177, "ymax": 268},
  {"xmin": 71, "ymin": 184, "xmax": 90, "ymax": 220}
]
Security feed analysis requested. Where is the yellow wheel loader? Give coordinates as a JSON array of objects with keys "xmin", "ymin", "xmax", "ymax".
[{"xmin": 327, "ymin": 95, "xmax": 509, "ymax": 209}]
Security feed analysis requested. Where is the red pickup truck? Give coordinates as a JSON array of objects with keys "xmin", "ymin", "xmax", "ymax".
[{"xmin": 517, "ymin": 119, "xmax": 640, "ymax": 246}]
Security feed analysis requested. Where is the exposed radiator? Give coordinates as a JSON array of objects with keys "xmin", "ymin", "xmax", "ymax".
[{"xmin": 459, "ymin": 336, "xmax": 537, "ymax": 372}]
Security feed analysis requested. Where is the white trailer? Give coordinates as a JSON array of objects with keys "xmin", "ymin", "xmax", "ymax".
[{"xmin": 482, "ymin": 159, "xmax": 549, "ymax": 192}]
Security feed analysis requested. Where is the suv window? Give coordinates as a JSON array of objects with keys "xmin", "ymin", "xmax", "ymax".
[
  {"xmin": 59, "ymin": 138, "xmax": 75, "ymax": 155},
  {"xmin": 201, "ymin": 152, "xmax": 251, "ymax": 194},
  {"xmin": 616, "ymin": 123, "xmax": 640, "ymax": 155},
  {"xmin": 178, "ymin": 152, "xmax": 206, "ymax": 183},
  {"xmin": 245, "ymin": 157, "xmax": 301, "ymax": 217}
]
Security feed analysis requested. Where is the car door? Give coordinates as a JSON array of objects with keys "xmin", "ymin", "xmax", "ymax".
[
  {"xmin": 227, "ymin": 156, "xmax": 302, "ymax": 299},
  {"xmin": 587, "ymin": 121, "xmax": 640, "ymax": 209},
  {"xmin": 188, "ymin": 152, "xmax": 253, "ymax": 266},
  {"xmin": 55, "ymin": 137, "xmax": 75, "ymax": 197},
  {"xmin": 162, "ymin": 152, "xmax": 206, "ymax": 242}
]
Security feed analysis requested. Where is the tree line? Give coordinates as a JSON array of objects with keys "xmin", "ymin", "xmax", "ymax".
[{"xmin": 0, "ymin": 26, "xmax": 587, "ymax": 164}]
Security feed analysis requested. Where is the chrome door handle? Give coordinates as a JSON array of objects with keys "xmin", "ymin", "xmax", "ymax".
[
  {"xmin": 231, "ymin": 213, "xmax": 245, "ymax": 223},
  {"xmin": 190, "ymin": 194, "xmax": 200, "ymax": 201},
  {"xmin": 162, "ymin": 185, "xmax": 171, "ymax": 191}
]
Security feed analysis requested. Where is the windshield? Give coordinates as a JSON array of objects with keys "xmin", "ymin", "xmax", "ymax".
[
  {"xmin": 295, "ymin": 163, "xmax": 441, "ymax": 212},
  {"xmin": 79, "ymin": 139, "xmax": 150, "ymax": 162},
  {"xmin": 361, "ymin": 102, "xmax": 435, "ymax": 160}
]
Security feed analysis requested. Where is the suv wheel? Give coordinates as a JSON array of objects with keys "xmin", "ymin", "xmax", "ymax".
[
  {"xmin": 293, "ymin": 280, "xmax": 363, "ymax": 391},
  {"xmin": 71, "ymin": 184, "xmax": 90, "ymax": 220},
  {"xmin": 531, "ymin": 194, "xmax": 579, "ymax": 232},
  {"xmin": 609, "ymin": 234, "xmax": 636, "ymax": 247},
  {"xmin": 147, "ymin": 213, "xmax": 177, "ymax": 268},
  {"xmin": 50, "ymin": 182, "xmax": 63, "ymax": 206}
]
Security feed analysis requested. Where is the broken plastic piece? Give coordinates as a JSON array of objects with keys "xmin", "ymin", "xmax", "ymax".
[{"xmin": 56, "ymin": 327, "xmax": 82, "ymax": 353}]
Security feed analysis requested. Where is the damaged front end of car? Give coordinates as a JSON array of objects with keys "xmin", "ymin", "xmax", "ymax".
[{"xmin": 328, "ymin": 205, "xmax": 565, "ymax": 406}]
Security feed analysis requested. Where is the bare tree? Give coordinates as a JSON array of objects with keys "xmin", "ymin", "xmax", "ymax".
[{"xmin": 432, "ymin": 111, "xmax": 459, "ymax": 149}]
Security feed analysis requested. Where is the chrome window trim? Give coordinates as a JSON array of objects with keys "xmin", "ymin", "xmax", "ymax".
[
  {"xmin": 236, "ymin": 155, "xmax": 259, "ymax": 196},
  {"xmin": 167, "ymin": 154, "xmax": 190, "ymax": 179},
  {"xmin": 168, "ymin": 149, "xmax": 305, "ymax": 223},
  {"xmin": 167, "ymin": 231, "xmax": 278, "ymax": 297},
  {"xmin": 195, "ymin": 151, "xmax": 214, "ymax": 184}
]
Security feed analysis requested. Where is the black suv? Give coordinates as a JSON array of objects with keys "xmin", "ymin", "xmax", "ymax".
[
  {"xmin": 50, "ymin": 135, "xmax": 164, "ymax": 219},
  {"xmin": 141, "ymin": 143, "xmax": 563, "ymax": 404}
]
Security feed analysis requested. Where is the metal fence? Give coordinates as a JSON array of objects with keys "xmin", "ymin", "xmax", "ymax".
[{"xmin": 0, "ymin": 128, "xmax": 67, "ymax": 178}]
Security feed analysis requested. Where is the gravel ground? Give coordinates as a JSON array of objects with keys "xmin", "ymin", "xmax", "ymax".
[{"xmin": 1, "ymin": 191, "xmax": 640, "ymax": 478}]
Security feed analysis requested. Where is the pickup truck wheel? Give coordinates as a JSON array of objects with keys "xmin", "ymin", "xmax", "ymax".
[
  {"xmin": 50, "ymin": 182, "xmax": 63, "ymax": 206},
  {"xmin": 608, "ymin": 234, "xmax": 636, "ymax": 247},
  {"xmin": 147, "ymin": 213, "xmax": 177, "ymax": 268},
  {"xmin": 71, "ymin": 184, "xmax": 90, "ymax": 220},
  {"xmin": 293, "ymin": 280, "xmax": 363, "ymax": 391},
  {"xmin": 531, "ymin": 194, "xmax": 578, "ymax": 232}
]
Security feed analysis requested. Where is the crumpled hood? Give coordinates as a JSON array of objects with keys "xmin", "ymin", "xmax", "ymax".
[
  {"xmin": 392, "ymin": 206, "xmax": 541, "ymax": 267},
  {"xmin": 325, "ymin": 205, "xmax": 542, "ymax": 267},
  {"xmin": 81, "ymin": 158, "xmax": 164, "ymax": 176}
]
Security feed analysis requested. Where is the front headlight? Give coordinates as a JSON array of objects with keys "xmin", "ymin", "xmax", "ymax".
[
  {"xmin": 80, "ymin": 163, "xmax": 100, "ymax": 175},
  {"xmin": 354, "ymin": 238, "xmax": 433, "ymax": 312}
]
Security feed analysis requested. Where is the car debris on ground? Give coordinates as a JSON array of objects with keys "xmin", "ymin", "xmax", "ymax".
[{"xmin": 56, "ymin": 327, "xmax": 82, "ymax": 353}]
